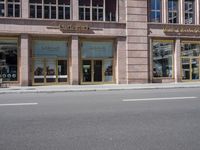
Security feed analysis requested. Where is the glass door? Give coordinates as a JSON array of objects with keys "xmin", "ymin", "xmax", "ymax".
[
  {"xmin": 192, "ymin": 58, "xmax": 199, "ymax": 80},
  {"xmin": 33, "ymin": 59, "xmax": 45, "ymax": 84},
  {"xmin": 46, "ymin": 59, "xmax": 56, "ymax": 83},
  {"xmin": 93, "ymin": 60, "xmax": 102, "ymax": 82},
  {"xmin": 58, "ymin": 60, "xmax": 68, "ymax": 83},
  {"xmin": 82, "ymin": 60, "xmax": 92, "ymax": 82}
]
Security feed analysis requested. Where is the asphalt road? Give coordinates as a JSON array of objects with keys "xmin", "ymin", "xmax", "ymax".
[{"xmin": 0, "ymin": 88, "xmax": 200, "ymax": 150}]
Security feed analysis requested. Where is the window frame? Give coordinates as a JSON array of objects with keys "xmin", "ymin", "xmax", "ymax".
[
  {"xmin": 0, "ymin": 0, "xmax": 21, "ymax": 18},
  {"xmin": 149, "ymin": 0, "xmax": 162, "ymax": 23},
  {"xmin": 168, "ymin": 0, "xmax": 179, "ymax": 24},
  {"xmin": 184, "ymin": 0, "xmax": 195, "ymax": 24},
  {"xmin": 78, "ymin": 0, "xmax": 117, "ymax": 22},
  {"xmin": 29, "ymin": 0, "xmax": 71, "ymax": 20}
]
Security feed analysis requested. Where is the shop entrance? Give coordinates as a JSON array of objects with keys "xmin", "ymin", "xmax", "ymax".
[
  {"xmin": 182, "ymin": 57, "xmax": 199, "ymax": 81},
  {"xmin": 82, "ymin": 59, "xmax": 103, "ymax": 83},
  {"xmin": 33, "ymin": 58, "xmax": 68, "ymax": 85},
  {"xmin": 81, "ymin": 41, "xmax": 115, "ymax": 84}
]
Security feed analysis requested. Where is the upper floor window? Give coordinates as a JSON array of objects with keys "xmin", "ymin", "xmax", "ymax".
[
  {"xmin": 150, "ymin": 0, "xmax": 161, "ymax": 22},
  {"xmin": 29, "ymin": 0, "xmax": 70, "ymax": 19},
  {"xmin": 79, "ymin": 0, "xmax": 117, "ymax": 21},
  {"xmin": 0, "ymin": 0, "xmax": 21, "ymax": 17},
  {"xmin": 168, "ymin": 0, "xmax": 178, "ymax": 23},
  {"xmin": 185, "ymin": 0, "xmax": 195, "ymax": 24}
]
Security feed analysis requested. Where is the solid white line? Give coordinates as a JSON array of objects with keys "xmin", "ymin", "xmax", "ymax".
[
  {"xmin": 123, "ymin": 97, "xmax": 197, "ymax": 102},
  {"xmin": 0, "ymin": 103, "xmax": 38, "ymax": 106}
]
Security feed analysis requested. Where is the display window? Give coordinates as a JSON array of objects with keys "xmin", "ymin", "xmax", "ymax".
[
  {"xmin": 0, "ymin": 39, "xmax": 18, "ymax": 82},
  {"xmin": 32, "ymin": 39, "xmax": 68, "ymax": 85},
  {"xmin": 181, "ymin": 42, "xmax": 200, "ymax": 81},
  {"xmin": 81, "ymin": 41, "xmax": 115, "ymax": 84},
  {"xmin": 152, "ymin": 40, "xmax": 174, "ymax": 78}
]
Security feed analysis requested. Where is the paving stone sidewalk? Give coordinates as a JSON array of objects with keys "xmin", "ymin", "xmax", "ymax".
[{"xmin": 0, "ymin": 83, "xmax": 200, "ymax": 94}]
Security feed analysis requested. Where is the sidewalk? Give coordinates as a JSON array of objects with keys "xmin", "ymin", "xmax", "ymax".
[{"xmin": 0, "ymin": 82, "xmax": 200, "ymax": 94}]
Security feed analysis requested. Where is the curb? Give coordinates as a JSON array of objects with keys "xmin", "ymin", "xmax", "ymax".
[{"xmin": 1, "ymin": 84, "xmax": 200, "ymax": 94}]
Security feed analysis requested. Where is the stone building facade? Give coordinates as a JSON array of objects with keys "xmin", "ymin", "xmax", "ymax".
[{"xmin": 0, "ymin": 0, "xmax": 199, "ymax": 86}]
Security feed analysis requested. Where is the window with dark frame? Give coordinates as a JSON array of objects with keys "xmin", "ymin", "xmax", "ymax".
[
  {"xmin": 150, "ymin": 0, "xmax": 161, "ymax": 22},
  {"xmin": 168, "ymin": 0, "xmax": 178, "ymax": 23},
  {"xmin": 29, "ymin": 0, "xmax": 70, "ymax": 20},
  {"xmin": 0, "ymin": 0, "xmax": 21, "ymax": 17},
  {"xmin": 79, "ymin": 0, "xmax": 117, "ymax": 21}
]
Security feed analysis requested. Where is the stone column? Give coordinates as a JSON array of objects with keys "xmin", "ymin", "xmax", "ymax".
[
  {"xmin": 72, "ymin": 0, "xmax": 78, "ymax": 20},
  {"xmin": 174, "ymin": 38, "xmax": 181, "ymax": 83},
  {"xmin": 21, "ymin": 0, "xmax": 29, "ymax": 18},
  {"xmin": 163, "ymin": 0, "xmax": 167, "ymax": 23},
  {"xmin": 70, "ymin": 35, "xmax": 79, "ymax": 85},
  {"xmin": 20, "ymin": 34, "xmax": 29, "ymax": 86},
  {"xmin": 180, "ymin": 0, "xmax": 184, "ymax": 24},
  {"xmin": 196, "ymin": 0, "xmax": 199, "ymax": 24},
  {"xmin": 116, "ymin": 37, "xmax": 127, "ymax": 84}
]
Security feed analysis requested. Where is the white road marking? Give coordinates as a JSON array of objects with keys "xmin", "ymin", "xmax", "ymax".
[
  {"xmin": 123, "ymin": 97, "xmax": 197, "ymax": 102},
  {"xmin": 0, "ymin": 103, "xmax": 38, "ymax": 106}
]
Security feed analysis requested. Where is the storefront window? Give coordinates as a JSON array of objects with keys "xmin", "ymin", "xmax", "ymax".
[
  {"xmin": 153, "ymin": 40, "xmax": 173, "ymax": 78},
  {"xmin": 32, "ymin": 40, "xmax": 68, "ymax": 84},
  {"xmin": 0, "ymin": 39, "xmax": 18, "ymax": 82},
  {"xmin": 181, "ymin": 42, "xmax": 200, "ymax": 81},
  {"xmin": 168, "ymin": 0, "xmax": 178, "ymax": 23},
  {"xmin": 81, "ymin": 41, "xmax": 114, "ymax": 83},
  {"xmin": 150, "ymin": 0, "xmax": 161, "ymax": 22}
]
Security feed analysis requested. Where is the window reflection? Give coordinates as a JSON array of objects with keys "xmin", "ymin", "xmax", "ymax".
[
  {"xmin": 185, "ymin": 0, "xmax": 194, "ymax": 24},
  {"xmin": 168, "ymin": 0, "xmax": 178, "ymax": 23},
  {"xmin": 0, "ymin": 39, "xmax": 18, "ymax": 82},
  {"xmin": 153, "ymin": 41, "xmax": 173, "ymax": 78},
  {"xmin": 150, "ymin": 0, "xmax": 161, "ymax": 22}
]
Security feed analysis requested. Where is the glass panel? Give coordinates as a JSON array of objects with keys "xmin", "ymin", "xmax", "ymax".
[
  {"xmin": 94, "ymin": 60, "xmax": 102, "ymax": 82},
  {"xmin": 82, "ymin": 60, "xmax": 91, "ymax": 82},
  {"xmin": 51, "ymin": 6, "xmax": 56, "ymax": 19},
  {"xmin": 105, "ymin": 0, "xmax": 116, "ymax": 21},
  {"xmin": 8, "ymin": 4, "xmax": 13, "ymax": 17},
  {"xmin": 150, "ymin": 0, "xmax": 161, "ymax": 22},
  {"xmin": 79, "ymin": 7, "xmax": 84, "ymax": 20},
  {"xmin": 82, "ymin": 41, "xmax": 113, "ymax": 58},
  {"xmin": 182, "ymin": 58, "xmax": 190, "ymax": 80},
  {"xmin": 92, "ymin": 0, "xmax": 103, "ymax": 7},
  {"xmin": 0, "ymin": 4, "xmax": 5, "ymax": 17},
  {"xmin": 79, "ymin": 0, "xmax": 90, "ymax": 6},
  {"xmin": 153, "ymin": 41, "xmax": 173, "ymax": 78},
  {"xmin": 44, "ymin": 6, "xmax": 49, "ymax": 18},
  {"xmin": 104, "ymin": 60, "xmax": 113, "ymax": 82},
  {"xmin": 192, "ymin": 58, "xmax": 199, "ymax": 80},
  {"xmin": 34, "ymin": 59, "xmax": 44, "ymax": 83},
  {"xmin": 0, "ymin": 39, "xmax": 18, "ymax": 82},
  {"xmin": 65, "ymin": 7, "xmax": 70, "ymax": 19},
  {"xmin": 37, "ymin": 5, "xmax": 42, "ymax": 18},
  {"xmin": 168, "ymin": 0, "xmax": 178, "ymax": 23},
  {"xmin": 30, "ymin": 5, "xmax": 35, "ymax": 18},
  {"xmin": 185, "ymin": 0, "xmax": 194, "ymax": 24},
  {"xmin": 85, "ymin": 8, "xmax": 90, "ymax": 20},
  {"xmin": 181, "ymin": 43, "xmax": 200, "ymax": 57},
  {"xmin": 33, "ymin": 40, "xmax": 68, "ymax": 58},
  {"xmin": 58, "ymin": 60, "xmax": 67, "ymax": 82},
  {"xmin": 58, "ymin": 0, "xmax": 70, "ymax": 5},
  {"xmin": 30, "ymin": 0, "xmax": 42, "ymax": 3},
  {"xmin": 46, "ymin": 59, "xmax": 56, "ymax": 83},
  {"xmin": 15, "ymin": 4, "xmax": 20, "ymax": 17},
  {"xmin": 58, "ymin": 6, "xmax": 64, "ymax": 19},
  {"xmin": 44, "ymin": 0, "xmax": 56, "ymax": 4}
]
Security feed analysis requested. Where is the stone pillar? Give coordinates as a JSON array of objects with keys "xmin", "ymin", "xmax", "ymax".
[
  {"xmin": 196, "ymin": 0, "xmax": 199, "ymax": 24},
  {"xmin": 116, "ymin": 37, "xmax": 127, "ymax": 84},
  {"xmin": 20, "ymin": 34, "xmax": 29, "ymax": 86},
  {"xmin": 163, "ymin": 0, "xmax": 167, "ymax": 23},
  {"xmin": 72, "ymin": 0, "xmax": 78, "ymax": 20},
  {"xmin": 70, "ymin": 35, "xmax": 79, "ymax": 85},
  {"xmin": 174, "ymin": 38, "xmax": 181, "ymax": 83},
  {"xmin": 21, "ymin": 0, "xmax": 29, "ymax": 18},
  {"xmin": 180, "ymin": 0, "xmax": 184, "ymax": 24}
]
